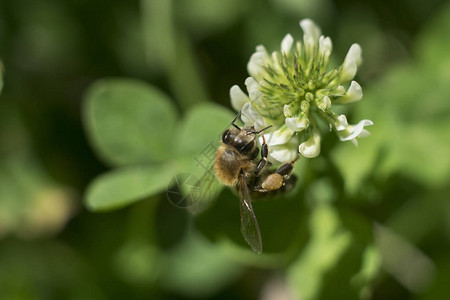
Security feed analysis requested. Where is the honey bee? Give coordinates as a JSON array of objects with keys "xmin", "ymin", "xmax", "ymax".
[{"xmin": 214, "ymin": 112, "xmax": 299, "ymax": 254}]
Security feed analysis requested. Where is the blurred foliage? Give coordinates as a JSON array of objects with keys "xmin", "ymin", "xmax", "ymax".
[
  {"xmin": 1, "ymin": 0, "xmax": 450, "ymax": 299},
  {"xmin": 332, "ymin": 8, "xmax": 450, "ymax": 193},
  {"xmin": 0, "ymin": 99, "xmax": 75, "ymax": 240},
  {"xmin": 82, "ymin": 78, "xmax": 234, "ymax": 210}
]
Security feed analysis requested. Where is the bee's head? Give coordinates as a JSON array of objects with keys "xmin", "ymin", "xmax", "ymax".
[{"xmin": 222, "ymin": 127, "xmax": 256, "ymax": 155}]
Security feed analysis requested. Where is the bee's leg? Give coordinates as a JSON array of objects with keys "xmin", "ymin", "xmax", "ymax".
[
  {"xmin": 248, "ymin": 126, "xmax": 273, "ymax": 190},
  {"xmin": 253, "ymin": 155, "xmax": 300, "ymax": 192},
  {"xmin": 231, "ymin": 111, "xmax": 242, "ymax": 130},
  {"xmin": 275, "ymin": 155, "xmax": 300, "ymax": 178},
  {"xmin": 254, "ymin": 134, "xmax": 269, "ymax": 176},
  {"xmin": 244, "ymin": 124, "xmax": 272, "ymax": 164},
  {"xmin": 251, "ymin": 134, "xmax": 269, "ymax": 192},
  {"xmin": 252, "ymin": 178, "xmax": 268, "ymax": 193}
]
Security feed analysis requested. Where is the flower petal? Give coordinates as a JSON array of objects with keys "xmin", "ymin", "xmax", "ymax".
[
  {"xmin": 284, "ymin": 104, "xmax": 294, "ymax": 117},
  {"xmin": 300, "ymin": 19, "xmax": 321, "ymax": 49},
  {"xmin": 339, "ymin": 44, "xmax": 362, "ymax": 82},
  {"xmin": 319, "ymin": 36, "xmax": 332, "ymax": 60},
  {"xmin": 253, "ymin": 120, "xmax": 268, "ymax": 132},
  {"xmin": 286, "ymin": 116, "xmax": 309, "ymax": 131},
  {"xmin": 335, "ymin": 114, "xmax": 348, "ymax": 130},
  {"xmin": 299, "ymin": 131, "xmax": 321, "ymax": 158},
  {"xmin": 334, "ymin": 81, "xmax": 363, "ymax": 104},
  {"xmin": 338, "ymin": 119, "xmax": 373, "ymax": 141},
  {"xmin": 244, "ymin": 77, "xmax": 263, "ymax": 104},
  {"xmin": 241, "ymin": 102, "xmax": 266, "ymax": 130},
  {"xmin": 358, "ymin": 129, "xmax": 371, "ymax": 138},
  {"xmin": 341, "ymin": 62, "xmax": 357, "ymax": 82},
  {"xmin": 247, "ymin": 45, "xmax": 269, "ymax": 78},
  {"xmin": 230, "ymin": 85, "xmax": 250, "ymax": 111},
  {"xmin": 348, "ymin": 80, "xmax": 363, "ymax": 99},
  {"xmin": 332, "ymin": 85, "xmax": 346, "ymax": 96},
  {"xmin": 281, "ymin": 34, "xmax": 294, "ymax": 55},
  {"xmin": 345, "ymin": 43, "xmax": 362, "ymax": 67},
  {"xmin": 263, "ymin": 126, "xmax": 295, "ymax": 146},
  {"xmin": 269, "ymin": 145, "xmax": 298, "ymax": 164},
  {"xmin": 317, "ymin": 95, "xmax": 331, "ymax": 111}
]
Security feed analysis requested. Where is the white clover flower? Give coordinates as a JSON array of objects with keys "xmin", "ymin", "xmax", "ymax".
[
  {"xmin": 335, "ymin": 115, "xmax": 373, "ymax": 146},
  {"xmin": 230, "ymin": 19, "xmax": 373, "ymax": 162},
  {"xmin": 261, "ymin": 126, "xmax": 299, "ymax": 163},
  {"xmin": 299, "ymin": 128, "xmax": 321, "ymax": 158},
  {"xmin": 230, "ymin": 85, "xmax": 249, "ymax": 111},
  {"xmin": 241, "ymin": 102, "xmax": 267, "ymax": 131}
]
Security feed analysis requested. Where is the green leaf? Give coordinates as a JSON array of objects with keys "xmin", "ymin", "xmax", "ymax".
[
  {"xmin": 160, "ymin": 232, "xmax": 243, "ymax": 298},
  {"xmin": 379, "ymin": 121, "xmax": 450, "ymax": 187},
  {"xmin": 419, "ymin": 256, "xmax": 450, "ymax": 300},
  {"xmin": 0, "ymin": 102, "xmax": 74, "ymax": 238},
  {"xmin": 141, "ymin": 0, "xmax": 176, "ymax": 73},
  {"xmin": 175, "ymin": 103, "xmax": 234, "ymax": 159},
  {"xmin": 85, "ymin": 163, "xmax": 178, "ymax": 211},
  {"xmin": 166, "ymin": 33, "xmax": 210, "ymax": 108},
  {"xmin": 374, "ymin": 225, "xmax": 436, "ymax": 293},
  {"xmin": 0, "ymin": 241, "xmax": 105, "ymax": 300},
  {"xmin": 287, "ymin": 204, "xmax": 352, "ymax": 300},
  {"xmin": 179, "ymin": 0, "xmax": 246, "ymax": 37},
  {"xmin": 0, "ymin": 60, "xmax": 3, "ymax": 95},
  {"xmin": 320, "ymin": 209, "xmax": 379, "ymax": 300},
  {"xmin": 141, "ymin": 0, "xmax": 209, "ymax": 108},
  {"xmin": 114, "ymin": 241, "xmax": 161, "ymax": 285},
  {"xmin": 385, "ymin": 190, "xmax": 448, "ymax": 245},
  {"xmin": 415, "ymin": 3, "xmax": 450, "ymax": 72},
  {"xmin": 330, "ymin": 112, "xmax": 387, "ymax": 195},
  {"xmin": 350, "ymin": 245, "xmax": 382, "ymax": 300},
  {"xmin": 83, "ymin": 78, "xmax": 177, "ymax": 166}
]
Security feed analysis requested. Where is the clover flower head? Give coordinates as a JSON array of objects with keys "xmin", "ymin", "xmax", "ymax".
[{"xmin": 230, "ymin": 19, "xmax": 373, "ymax": 162}]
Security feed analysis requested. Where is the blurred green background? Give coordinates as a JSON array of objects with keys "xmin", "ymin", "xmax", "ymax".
[{"xmin": 1, "ymin": 0, "xmax": 450, "ymax": 299}]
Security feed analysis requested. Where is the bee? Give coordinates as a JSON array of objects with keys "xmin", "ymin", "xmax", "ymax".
[{"xmin": 214, "ymin": 112, "xmax": 299, "ymax": 254}]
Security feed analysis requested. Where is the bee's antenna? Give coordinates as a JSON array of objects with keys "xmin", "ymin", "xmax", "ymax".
[
  {"xmin": 256, "ymin": 125, "xmax": 273, "ymax": 134},
  {"xmin": 246, "ymin": 125, "xmax": 273, "ymax": 135},
  {"xmin": 231, "ymin": 111, "xmax": 242, "ymax": 130}
]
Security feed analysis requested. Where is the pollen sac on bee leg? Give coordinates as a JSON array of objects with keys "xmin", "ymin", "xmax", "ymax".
[{"xmin": 261, "ymin": 173, "xmax": 284, "ymax": 191}]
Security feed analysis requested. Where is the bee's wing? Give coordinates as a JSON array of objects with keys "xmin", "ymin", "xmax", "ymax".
[
  {"xmin": 239, "ymin": 173, "xmax": 263, "ymax": 254},
  {"xmin": 187, "ymin": 164, "xmax": 222, "ymax": 214},
  {"xmin": 166, "ymin": 161, "xmax": 222, "ymax": 214}
]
